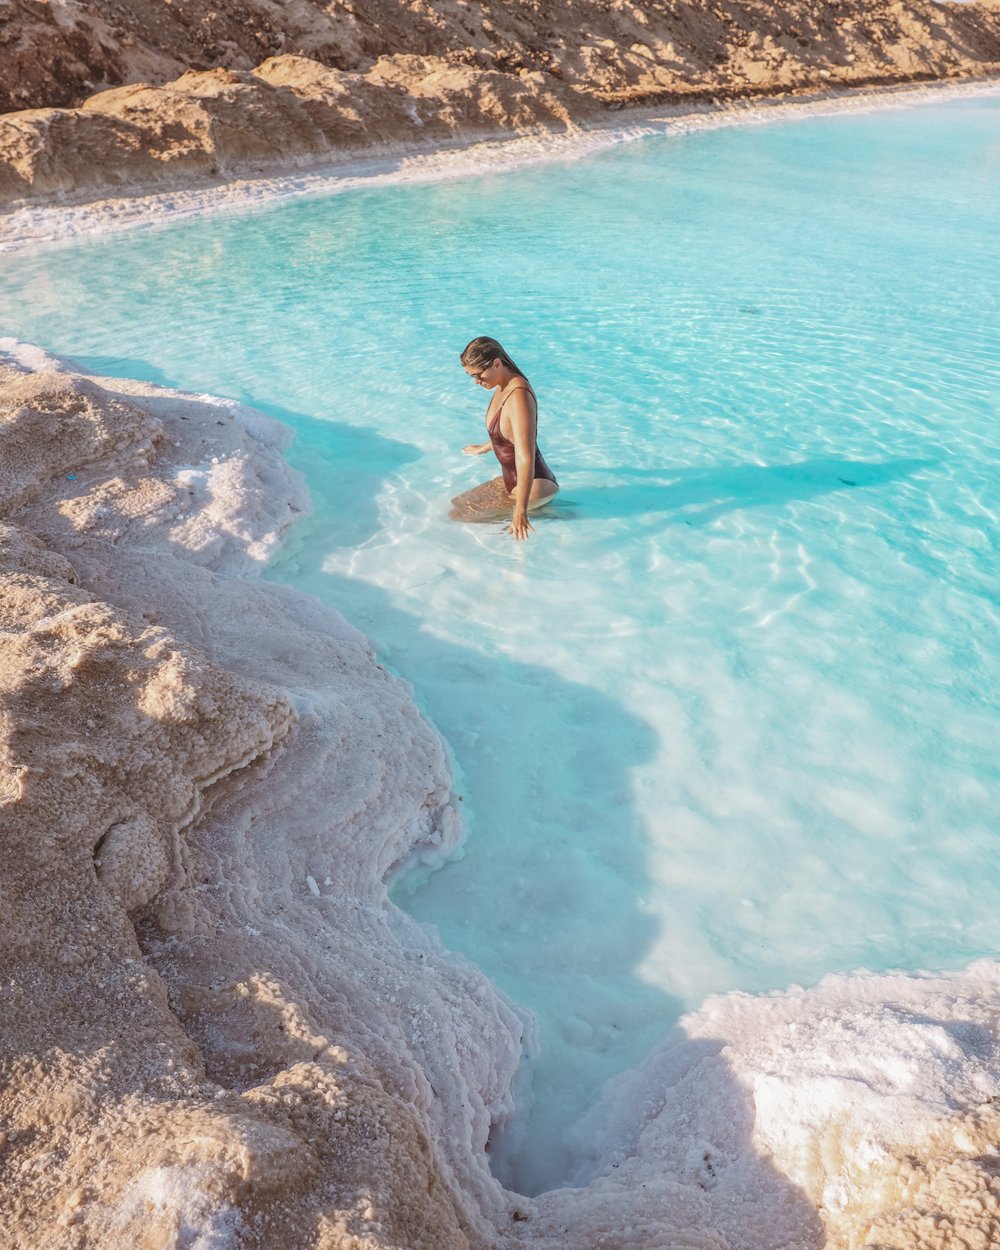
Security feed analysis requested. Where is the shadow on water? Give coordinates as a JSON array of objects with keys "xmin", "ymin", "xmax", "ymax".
[
  {"xmin": 264, "ymin": 500, "xmax": 825, "ymax": 1234},
  {"xmin": 556, "ymin": 456, "xmax": 936, "ymax": 527},
  {"xmin": 254, "ymin": 407, "xmax": 684, "ymax": 1194},
  {"xmin": 74, "ymin": 354, "xmax": 180, "ymax": 388},
  {"xmin": 256, "ymin": 422, "xmax": 928, "ymax": 1206},
  {"xmin": 308, "ymin": 562, "xmax": 678, "ymax": 1195},
  {"xmin": 250, "ymin": 398, "xmax": 425, "ymax": 552}
]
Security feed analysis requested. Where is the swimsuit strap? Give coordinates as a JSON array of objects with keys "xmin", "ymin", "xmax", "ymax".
[
  {"xmin": 497, "ymin": 383, "xmax": 534, "ymax": 410},
  {"xmin": 489, "ymin": 383, "xmax": 535, "ymax": 432}
]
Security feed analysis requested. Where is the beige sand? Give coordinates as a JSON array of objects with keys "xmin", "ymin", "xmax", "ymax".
[{"xmin": 0, "ymin": 0, "xmax": 998, "ymax": 210}]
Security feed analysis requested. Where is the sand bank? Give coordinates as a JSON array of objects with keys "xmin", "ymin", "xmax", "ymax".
[
  {"xmin": 1, "ymin": 74, "xmax": 998, "ymax": 254},
  {"xmin": 1, "ymin": 0, "xmax": 999, "ymax": 235},
  {"xmin": 4, "ymin": 341, "xmax": 1000, "ymax": 1248}
]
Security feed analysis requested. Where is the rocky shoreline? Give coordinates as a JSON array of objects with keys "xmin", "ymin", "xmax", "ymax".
[
  {"xmin": 0, "ymin": 343, "xmax": 521, "ymax": 1248},
  {"xmin": 1, "ymin": 0, "xmax": 999, "ymax": 210}
]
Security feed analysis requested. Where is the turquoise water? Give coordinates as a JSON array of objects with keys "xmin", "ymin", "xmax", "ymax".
[{"xmin": 2, "ymin": 94, "xmax": 999, "ymax": 1194}]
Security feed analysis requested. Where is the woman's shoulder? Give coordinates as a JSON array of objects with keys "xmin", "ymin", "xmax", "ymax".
[{"xmin": 500, "ymin": 379, "xmax": 536, "ymax": 408}]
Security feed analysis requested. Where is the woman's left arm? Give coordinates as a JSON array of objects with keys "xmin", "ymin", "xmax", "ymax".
[{"xmin": 505, "ymin": 389, "xmax": 537, "ymax": 540}]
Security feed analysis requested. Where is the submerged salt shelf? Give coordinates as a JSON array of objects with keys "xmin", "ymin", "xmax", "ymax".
[{"xmin": 1, "ymin": 92, "xmax": 999, "ymax": 1199}]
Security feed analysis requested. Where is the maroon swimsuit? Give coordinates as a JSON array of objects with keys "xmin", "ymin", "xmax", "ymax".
[{"xmin": 487, "ymin": 385, "xmax": 558, "ymax": 494}]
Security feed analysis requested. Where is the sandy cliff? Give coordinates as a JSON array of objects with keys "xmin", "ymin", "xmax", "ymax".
[
  {"xmin": 4, "ymin": 344, "xmax": 1000, "ymax": 1249},
  {"xmin": 0, "ymin": 0, "xmax": 999, "ymax": 206}
]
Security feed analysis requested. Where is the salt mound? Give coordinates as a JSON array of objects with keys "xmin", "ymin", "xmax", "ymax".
[
  {"xmin": 2, "ymin": 340, "xmax": 1000, "ymax": 1248},
  {"xmin": 548, "ymin": 964, "xmax": 1000, "ymax": 1248}
]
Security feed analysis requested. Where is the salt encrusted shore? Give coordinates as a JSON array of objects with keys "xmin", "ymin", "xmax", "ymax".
[
  {"xmin": 2, "ymin": 75, "xmax": 1000, "ymax": 254},
  {"xmin": 0, "ymin": 340, "xmax": 523, "ymax": 1249},
  {"xmin": 1, "ymin": 0, "xmax": 999, "ymax": 220},
  {"xmin": 4, "ymin": 341, "xmax": 1000, "ymax": 1249}
]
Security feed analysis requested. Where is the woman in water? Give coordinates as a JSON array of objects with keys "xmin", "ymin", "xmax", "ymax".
[{"xmin": 450, "ymin": 336, "xmax": 558, "ymax": 540}]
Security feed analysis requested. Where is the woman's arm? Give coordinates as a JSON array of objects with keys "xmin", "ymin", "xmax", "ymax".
[
  {"xmin": 504, "ymin": 388, "xmax": 537, "ymax": 540},
  {"xmin": 462, "ymin": 440, "xmax": 492, "ymax": 454}
]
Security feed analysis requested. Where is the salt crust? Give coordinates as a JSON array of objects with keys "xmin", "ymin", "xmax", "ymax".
[
  {"xmin": 2, "ymin": 338, "xmax": 1000, "ymax": 1248},
  {"xmin": 1, "ymin": 78, "xmax": 998, "ymax": 255}
]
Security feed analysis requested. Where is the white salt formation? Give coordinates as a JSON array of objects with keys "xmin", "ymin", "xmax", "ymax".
[
  {"xmin": 0, "ymin": 345, "xmax": 517, "ymax": 1248},
  {"xmin": 2, "ymin": 341, "xmax": 1000, "ymax": 1248}
]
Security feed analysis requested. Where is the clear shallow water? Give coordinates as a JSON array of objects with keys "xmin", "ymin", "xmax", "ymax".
[{"xmin": 2, "ymin": 95, "xmax": 999, "ymax": 1195}]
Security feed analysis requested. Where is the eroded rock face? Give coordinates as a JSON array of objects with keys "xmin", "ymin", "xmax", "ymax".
[
  {"xmin": 0, "ymin": 0, "xmax": 998, "ymax": 207},
  {"xmin": 2, "ymin": 0, "xmax": 1000, "ymax": 116},
  {"xmin": 0, "ymin": 56, "xmax": 580, "ymax": 203},
  {"xmin": 0, "ymin": 347, "xmax": 522, "ymax": 1249}
]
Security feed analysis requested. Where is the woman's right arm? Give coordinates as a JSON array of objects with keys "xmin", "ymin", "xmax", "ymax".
[{"xmin": 462, "ymin": 440, "xmax": 492, "ymax": 454}]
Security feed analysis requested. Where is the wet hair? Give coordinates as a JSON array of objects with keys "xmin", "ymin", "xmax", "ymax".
[{"xmin": 460, "ymin": 336, "xmax": 525, "ymax": 378}]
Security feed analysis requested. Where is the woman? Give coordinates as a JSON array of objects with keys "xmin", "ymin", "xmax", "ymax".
[{"xmin": 451, "ymin": 336, "xmax": 559, "ymax": 540}]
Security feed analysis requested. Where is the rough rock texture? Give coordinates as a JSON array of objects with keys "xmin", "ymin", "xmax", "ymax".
[
  {"xmin": 0, "ymin": 54, "xmax": 578, "ymax": 203},
  {"xmin": 0, "ymin": 0, "xmax": 998, "ymax": 206},
  {"xmin": 0, "ymin": 345, "xmax": 526, "ymax": 1249},
  {"xmin": 845, "ymin": 1103, "xmax": 1000, "ymax": 1250},
  {"xmin": 2, "ymin": 0, "xmax": 1000, "ymax": 115}
]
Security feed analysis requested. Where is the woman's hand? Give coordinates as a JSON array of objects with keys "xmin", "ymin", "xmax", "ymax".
[
  {"xmin": 463, "ymin": 441, "xmax": 490, "ymax": 455},
  {"xmin": 508, "ymin": 508, "xmax": 533, "ymax": 541}
]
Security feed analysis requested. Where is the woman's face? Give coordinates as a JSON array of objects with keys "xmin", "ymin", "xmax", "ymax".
[{"xmin": 464, "ymin": 357, "xmax": 500, "ymax": 389}]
